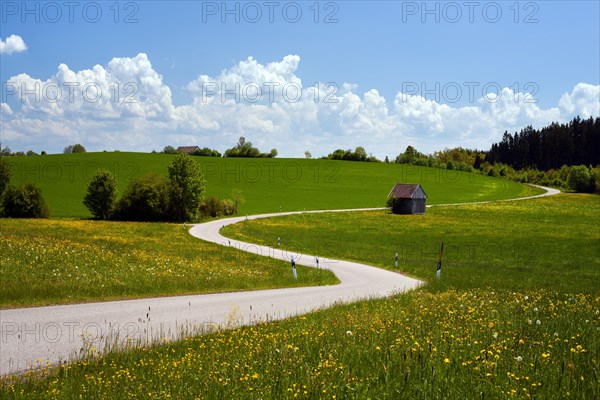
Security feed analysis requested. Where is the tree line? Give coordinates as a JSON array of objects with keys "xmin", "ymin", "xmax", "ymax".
[
  {"xmin": 391, "ymin": 116, "xmax": 600, "ymax": 193},
  {"xmin": 485, "ymin": 116, "xmax": 599, "ymax": 170},
  {"xmin": 323, "ymin": 146, "xmax": 380, "ymax": 162},
  {"xmin": 162, "ymin": 137, "xmax": 277, "ymax": 158}
]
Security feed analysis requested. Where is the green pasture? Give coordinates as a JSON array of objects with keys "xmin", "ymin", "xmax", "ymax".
[
  {"xmin": 2, "ymin": 158, "xmax": 597, "ymax": 399},
  {"xmin": 224, "ymin": 194, "xmax": 600, "ymax": 293},
  {"xmin": 3, "ymin": 153, "xmax": 542, "ymax": 218}
]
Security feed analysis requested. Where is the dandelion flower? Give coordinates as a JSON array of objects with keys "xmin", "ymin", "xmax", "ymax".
[{"xmin": 517, "ymin": 356, "xmax": 523, "ymax": 362}]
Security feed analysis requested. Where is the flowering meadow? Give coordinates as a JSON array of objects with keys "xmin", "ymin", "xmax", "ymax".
[
  {"xmin": 1, "ymin": 194, "xmax": 598, "ymax": 398},
  {"xmin": 0, "ymin": 219, "xmax": 337, "ymax": 308},
  {"xmin": 2, "ymin": 289, "xmax": 598, "ymax": 399}
]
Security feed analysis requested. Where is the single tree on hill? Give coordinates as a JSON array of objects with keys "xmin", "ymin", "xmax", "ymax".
[
  {"xmin": 83, "ymin": 170, "xmax": 118, "ymax": 220},
  {"xmin": 167, "ymin": 153, "xmax": 205, "ymax": 221}
]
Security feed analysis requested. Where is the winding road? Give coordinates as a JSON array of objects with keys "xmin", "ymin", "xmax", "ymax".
[{"xmin": 0, "ymin": 186, "xmax": 559, "ymax": 375}]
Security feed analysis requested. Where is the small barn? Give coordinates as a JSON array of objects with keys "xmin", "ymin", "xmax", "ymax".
[{"xmin": 388, "ymin": 183, "xmax": 427, "ymax": 214}]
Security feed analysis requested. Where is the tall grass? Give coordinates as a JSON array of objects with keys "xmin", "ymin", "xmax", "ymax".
[
  {"xmin": 2, "ymin": 289, "xmax": 598, "ymax": 399},
  {"xmin": 0, "ymin": 219, "xmax": 337, "ymax": 308}
]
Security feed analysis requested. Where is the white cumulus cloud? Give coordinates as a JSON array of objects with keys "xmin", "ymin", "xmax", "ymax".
[
  {"xmin": 559, "ymin": 83, "xmax": 600, "ymax": 118},
  {"xmin": 0, "ymin": 34, "xmax": 27, "ymax": 55},
  {"xmin": 1, "ymin": 53, "xmax": 599, "ymax": 158}
]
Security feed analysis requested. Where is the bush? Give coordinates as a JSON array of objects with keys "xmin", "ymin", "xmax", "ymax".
[
  {"xmin": 223, "ymin": 137, "xmax": 276, "ymax": 158},
  {"xmin": 1, "ymin": 184, "xmax": 49, "ymax": 218},
  {"xmin": 113, "ymin": 174, "xmax": 169, "ymax": 221},
  {"xmin": 568, "ymin": 165, "xmax": 595, "ymax": 193},
  {"xmin": 231, "ymin": 189, "xmax": 245, "ymax": 214},
  {"xmin": 191, "ymin": 147, "xmax": 222, "ymax": 157},
  {"xmin": 222, "ymin": 199, "xmax": 235, "ymax": 215},
  {"xmin": 200, "ymin": 196, "xmax": 223, "ymax": 218},
  {"xmin": 83, "ymin": 170, "xmax": 117, "ymax": 220},
  {"xmin": 199, "ymin": 197, "xmax": 237, "ymax": 217}
]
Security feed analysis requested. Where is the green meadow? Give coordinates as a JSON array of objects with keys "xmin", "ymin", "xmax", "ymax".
[
  {"xmin": 224, "ymin": 194, "xmax": 600, "ymax": 294},
  {"xmin": 0, "ymin": 218, "xmax": 337, "ymax": 308},
  {"xmin": 2, "ymin": 194, "xmax": 599, "ymax": 399},
  {"xmin": 3, "ymin": 153, "xmax": 542, "ymax": 218},
  {"xmin": 1, "ymin": 154, "xmax": 597, "ymax": 399}
]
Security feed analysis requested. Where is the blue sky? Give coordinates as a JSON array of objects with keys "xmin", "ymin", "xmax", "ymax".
[{"xmin": 1, "ymin": 1, "xmax": 599, "ymax": 157}]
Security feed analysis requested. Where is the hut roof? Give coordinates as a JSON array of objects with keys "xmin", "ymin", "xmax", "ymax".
[
  {"xmin": 177, "ymin": 146, "xmax": 200, "ymax": 154},
  {"xmin": 388, "ymin": 183, "xmax": 427, "ymax": 199}
]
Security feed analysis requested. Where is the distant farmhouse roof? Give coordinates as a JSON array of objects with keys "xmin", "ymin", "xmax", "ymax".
[
  {"xmin": 388, "ymin": 183, "xmax": 427, "ymax": 199},
  {"xmin": 177, "ymin": 146, "xmax": 200, "ymax": 154}
]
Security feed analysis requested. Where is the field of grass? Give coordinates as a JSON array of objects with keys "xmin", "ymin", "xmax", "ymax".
[
  {"xmin": 2, "ymin": 288, "xmax": 598, "ymax": 399},
  {"xmin": 2, "ymin": 194, "xmax": 598, "ymax": 399},
  {"xmin": 3, "ymin": 153, "xmax": 542, "ymax": 218},
  {"xmin": 0, "ymin": 219, "xmax": 337, "ymax": 308},
  {"xmin": 224, "ymin": 194, "xmax": 600, "ymax": 293}
]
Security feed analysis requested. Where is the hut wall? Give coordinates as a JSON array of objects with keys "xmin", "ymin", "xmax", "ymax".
[
  {"xmin": 392, "ymin": 199, "xmax": 426, "ymax": 214},
  {"xmin": 412, "ymin": 198, "xmax": 426, "ymax": 214}
]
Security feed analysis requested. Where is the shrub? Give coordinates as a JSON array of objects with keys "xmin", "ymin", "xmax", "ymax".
[
  {"xmin": 568, "ymin": 165, "xmax": 594, "ymax": 193},
  {"xmin": 83, "ymin": 170, "xmax": 117, "ymax": 220},
  {"xmin": 191, "ymin": 147, "xmax": 221, "ymax": 157},
  {"xmin": 113, "ymin": 174, "xmax": 168, "ymax": 221},
  {"xmin": 224, "ymin": 137, "xmax": 275, "ymax": 158},
  {"xmin": 231, "ymin": 189, "xmax": 245, "ymax": 214},
  {"xmin": 1, "ymin": 183, "xmax": 50, "ymax": 218},
  {"xmin": 200, "ymin": 196, "xmax": 223, "ymax": 218},
  {"xmin": 222, "ymin": 199, "xmax": 235, "ymax": 215}
]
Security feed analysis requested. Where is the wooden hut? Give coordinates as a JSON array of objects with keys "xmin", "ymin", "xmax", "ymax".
[{"xmin": 388, "ymin": 184, "xmax": 427, "ymax": 214}]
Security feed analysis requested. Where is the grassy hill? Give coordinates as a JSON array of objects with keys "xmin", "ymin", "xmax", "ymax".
[{"xmin": 3, "ymin": 153, "xmax": 542, "ymax": 218}]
